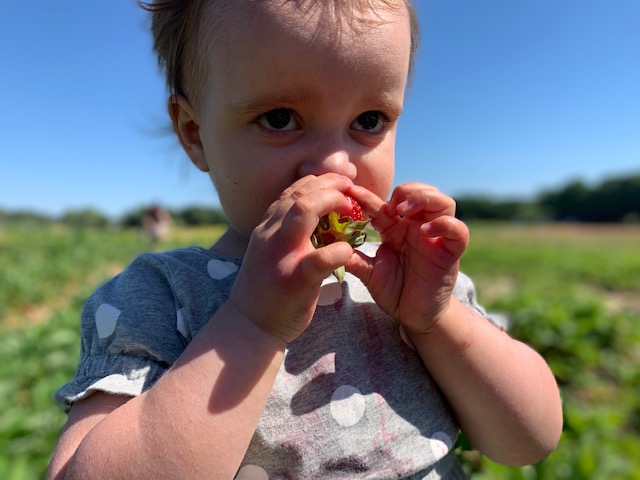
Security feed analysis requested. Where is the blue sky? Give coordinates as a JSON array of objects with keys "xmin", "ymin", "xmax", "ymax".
[{"xmin": 2, "ymin": 0, "xmax": 638, "ymax": 218}]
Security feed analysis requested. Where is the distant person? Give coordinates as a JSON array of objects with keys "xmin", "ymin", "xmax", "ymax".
[
  {"xmin": 48, "ymin": 1, "xmax": 563, "ymax": 478},
  {"xmin": 142, "ymin": 204, "xmax": 172, "ymax": 246}
]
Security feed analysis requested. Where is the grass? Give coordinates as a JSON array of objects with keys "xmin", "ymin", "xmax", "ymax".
[
  {"xmin": 460, "ymin": 222, "xmax": 640, "ymax": 479},
  {"xmin": 1, "ymin": 221, "xmax": 639, "ymax": 479},
  {"xmin": 0, "ymin": 224, "xmax": 223, "ymax": 479}
]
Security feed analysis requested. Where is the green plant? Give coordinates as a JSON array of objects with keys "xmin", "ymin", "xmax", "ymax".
[{"xmin": 1, "ymin": 222, "xmax": 639, "ymax": 478}]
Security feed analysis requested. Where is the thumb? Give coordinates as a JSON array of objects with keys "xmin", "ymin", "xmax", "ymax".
[
  {"xmin": 344, "ymin": 249, "xmax": 377, "ymax": 285},
  {"xmin": 347, "ymin": 245, "xmax": 402, "ymax": 288}
]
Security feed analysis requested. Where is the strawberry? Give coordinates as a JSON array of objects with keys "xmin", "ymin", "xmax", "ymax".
[{"xmin": 311, "ymin": 195, "xmax": 369, "ymax": 282}]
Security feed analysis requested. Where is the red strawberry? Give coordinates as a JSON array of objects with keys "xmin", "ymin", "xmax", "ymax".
[
  {"xmin": 341, "ymin": 195, "xmax": 366, "ymax": 222},
  {"xmin": 311, "ymin": 195, "xmax": 369, "ymax": 282}
]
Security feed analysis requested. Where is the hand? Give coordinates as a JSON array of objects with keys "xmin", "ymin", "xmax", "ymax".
[
  {"xmin": 228, "ymin": 174, "xmax": 356, "ymax": 343},
  {"xmin": 346, "ymin": 183, "xmax": 470, "ymax": 333}
]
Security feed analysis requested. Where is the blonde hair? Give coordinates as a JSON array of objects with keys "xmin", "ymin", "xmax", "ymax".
[{"xmin": 139, "ymin": 0, "xmax": 420, "ymax": 104}]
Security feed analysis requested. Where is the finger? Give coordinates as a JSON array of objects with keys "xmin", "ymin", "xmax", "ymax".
[
  {"xmin": 281, "ymin": 173, "xmax": 354, "ymax": 202},
  {"xmin": 390, "ymin": 185, "xmax": 456, "ymax": 219},
  {"xmin": 263, "ymin": 173, "xmax": 354, "ymax": 238},
  {"xmin": 386, "ymin": 182, "xmax": 440, "ymax": 212},
  {"xmin": 344, "ymin": 249, "xmax": 375, "ymax": 284},
  {"xmin": 420, "ymin": 216, "xmax": 469, "ymax": 258},
  {"xmin": 278, "ymin": 188, "xmax": 353, "ymax": 242},
  {"xmin": 346, "ymin": 246, "xmax": 401, "ymax": 299},
  {"xmin": 300, "ymin": 241, "xmax": 354, "ymax": 281},
  {"xmin": 348, "ymin": 185, "xmax": 398, "ymax": 232}
]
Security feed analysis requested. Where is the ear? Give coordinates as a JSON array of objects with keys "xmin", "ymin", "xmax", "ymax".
[{"xmin": 168, "ymin": 95, "xmax": 209, "ymax": 172}]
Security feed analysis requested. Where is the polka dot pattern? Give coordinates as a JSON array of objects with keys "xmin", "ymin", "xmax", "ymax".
[
  {"xmin": 392, "ymin": 436, "xmax": 432, "ymax": 466},
  {"xmin": 72, "ymin": 246, "xmax": 472, "ymax": 476},
  {"xmin": 235, "ymin": 464, "xmax": 269, "ymax": 480},
  {"xmin": 95, "ymin": 303, "xmax": 121, "ymax": 339},
  {"xmin": 430, "ymin": 431, "xmax": 453, "ymax": 461},
  {"xmin": 330, "ymin": 385, "xmax": 366, "ymax": 427},
  {"xmin": 207, "ymin": 258, "xmax": 239, "ymax": 279},
  {"xmin": 317, "ymin": 276, "xmax": 342, "ymax": 306}
]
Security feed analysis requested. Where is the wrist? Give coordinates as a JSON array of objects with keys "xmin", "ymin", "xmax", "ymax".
[
  {"xmin": 218, "ymin": 300, "xmax": 288, "ymax": 351},
  {"xmin": 403, "ymin": 297, "xmax": 472, "ymax": 349}
]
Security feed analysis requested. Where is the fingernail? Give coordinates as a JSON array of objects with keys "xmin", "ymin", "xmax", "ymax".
[{"xmin": 397, "ymin": 200, "xmax": 411, "ymax": 214}]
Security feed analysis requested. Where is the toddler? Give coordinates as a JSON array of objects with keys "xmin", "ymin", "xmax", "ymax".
[{"xmin": 48, "ymin": 1, "xmax": 563, "ymax": 478}]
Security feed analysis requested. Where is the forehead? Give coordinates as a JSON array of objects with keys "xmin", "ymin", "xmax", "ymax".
[
  {"xmin": 205, "ymin": 0, "xmax": 411, "ymax": 74},
  {"xmin": 217, "ymin": 0, "xmax": 409, "ymax": 27},
  {"xmin": 236, "ymin": 0, "xmax": 409, "ymax": 35}
]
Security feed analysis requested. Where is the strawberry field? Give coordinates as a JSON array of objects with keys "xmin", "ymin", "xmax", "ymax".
[{"xmin": 1, "ymin": 222, "xmax": 639, "ymax": 479}]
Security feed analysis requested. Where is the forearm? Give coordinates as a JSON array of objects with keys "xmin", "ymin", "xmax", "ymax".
[
  {"xmin": 409, "ymin": 297, "xmax": 563, "ymax": 466},
  {"xmin": 66, "ymin": 301, "xmax": 285, "ymax": 479}
]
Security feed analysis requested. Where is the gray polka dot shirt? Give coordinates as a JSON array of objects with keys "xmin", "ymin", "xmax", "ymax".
[{"xmin": 57, "ymin": 243, "xmax": 494, "ymax": 479}]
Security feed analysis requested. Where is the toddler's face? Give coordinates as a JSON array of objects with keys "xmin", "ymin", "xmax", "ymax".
[{"xmin": 191, "ymin": 0, "xmax": 411, "ymax": 243}]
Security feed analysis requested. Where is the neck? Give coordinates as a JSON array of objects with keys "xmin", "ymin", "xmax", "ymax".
[{"xmin": 210, "ymin": 225, "xmax": 250, "ymax": 259}]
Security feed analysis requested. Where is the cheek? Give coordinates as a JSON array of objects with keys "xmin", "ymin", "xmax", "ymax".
[
  {"xmin": 358, "ymin": 151, "xmax": 395, "ymax": 201},
  {"xmin": 210, "ymin": 171, "xmax": 265, "ymax": 226},
  {"xmin": 207, "ymin": 157, "xmax": 296, "ymax": 237},
  {"xmin": 375, "ymin": 172, "xmax": 395, "ymax": 202}
]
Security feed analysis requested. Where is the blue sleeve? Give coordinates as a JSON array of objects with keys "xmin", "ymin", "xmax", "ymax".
[{"xmin": 55, "ymin": 253, "xmax": 188, "ymax": 411}]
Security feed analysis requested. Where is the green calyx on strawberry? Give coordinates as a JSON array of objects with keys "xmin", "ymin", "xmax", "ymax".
[{"xmin": 311, "ymin": 195, "xmax": 369, "ymax": 282}]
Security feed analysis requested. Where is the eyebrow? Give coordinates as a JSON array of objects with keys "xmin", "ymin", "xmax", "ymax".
[
  {"xmin": 369, "ymin": 95, "xmax": 404, "ymax": 119},
  {"xmin": 226, "ymin": 90, "xmax": 404, "ymax": 119},
  {"xmin": 227, "ymin": 91, "xmax": 317, "ymax": 115}
]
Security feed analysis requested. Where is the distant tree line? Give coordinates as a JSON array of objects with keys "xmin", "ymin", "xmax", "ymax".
[
  {"xmin": 1, "ymin": 173, "xmax": 638, "ymax": 227},
  {"xmin": 0, "ymin": 206, "xmax": 228, "ymax": 229},
  {"xmin": 455, "ymin": 173, "xmax": 640, "ymax": 223},
  {"xmin": 120, "ymin": 206, "xmax": 228, "ymax": 228}
]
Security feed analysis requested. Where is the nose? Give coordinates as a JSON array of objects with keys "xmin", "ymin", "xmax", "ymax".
[{"xmin": 297, "ymin": 138, "xmax": 358, "ymax": 180}]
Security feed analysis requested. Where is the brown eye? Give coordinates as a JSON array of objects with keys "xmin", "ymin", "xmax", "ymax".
[
  {"xmin": 352, "ymin": 111, "xmax": 384, "ymax": 133},
  {"xmin": 258, "ymin": 109, "xmax": 297, "ymax": 131}
]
